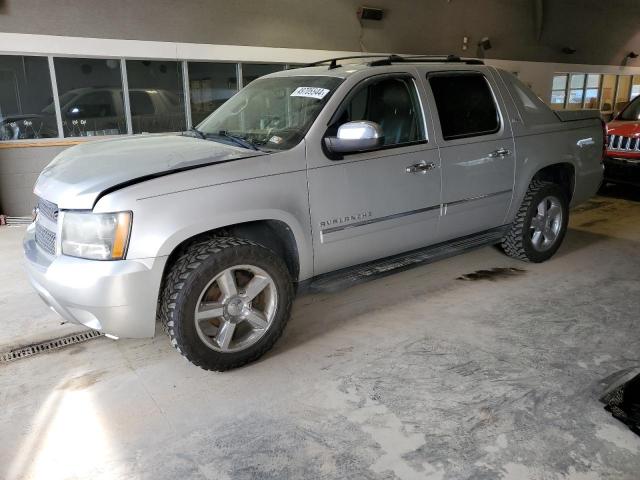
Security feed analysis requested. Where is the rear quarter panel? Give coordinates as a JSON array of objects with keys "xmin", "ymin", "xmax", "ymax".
[{"xmin": 505, "ymin": 122, "xmax": 603, "ymax": 223}]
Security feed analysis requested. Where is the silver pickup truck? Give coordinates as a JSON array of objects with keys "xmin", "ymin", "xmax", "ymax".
[{"xmin": 24, "ymin": 55, "xmax": 604, "ymax": 370}]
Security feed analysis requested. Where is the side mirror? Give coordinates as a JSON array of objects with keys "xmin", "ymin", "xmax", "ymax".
[{"xmin": 324, "ymin": 121, "xmax": 384, "ymax": 154}]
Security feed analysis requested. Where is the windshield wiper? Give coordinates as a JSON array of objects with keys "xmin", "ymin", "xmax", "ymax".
[
  {"xmin": 210, "ymin": 130, "xmax": 260, "ymax": 151},
  {"xmin": 186, "ymin": 127, "xmax": 206, "ymax": 140}
]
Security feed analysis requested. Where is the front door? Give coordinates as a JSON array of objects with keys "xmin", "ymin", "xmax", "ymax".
[
  {"xmin": 425, "ymin": 70, "xmax": 516, "ymax": 240},
  {"xmin": 307, "ymin": 73, "xmax": 442, "ymax": 275}
]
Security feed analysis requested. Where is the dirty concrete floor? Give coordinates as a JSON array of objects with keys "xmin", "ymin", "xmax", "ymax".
[{"xmin": 1, "ymin": 185, "xmax": 639, "ymax": 480}]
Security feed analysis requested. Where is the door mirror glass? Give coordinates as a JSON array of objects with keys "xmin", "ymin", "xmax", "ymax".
[{"xmin": 325, "ymin": 120, "xmax": 384, "ymax": 154}]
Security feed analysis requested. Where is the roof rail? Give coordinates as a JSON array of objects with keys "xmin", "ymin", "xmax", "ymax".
[
  {"xmin": 305, "ymin": 54, "xmax": 484, "ymax": 70},
  {"xmin": 369, "ymin": 54, "xmax": 484, "ymax": 66},
  {"xmin": 305, "ymin": 55, "xmax": 389, "ymax": 70}
]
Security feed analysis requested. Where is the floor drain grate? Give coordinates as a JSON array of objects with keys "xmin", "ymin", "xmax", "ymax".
[{"xmin": 0, "ymin": 330, "xmax": 104, "ymax": 364}]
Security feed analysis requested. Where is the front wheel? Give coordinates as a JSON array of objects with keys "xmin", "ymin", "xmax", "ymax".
[
  {"xmin": 160, "ymin": 237, "xmax": 293, "ymax": 371},
  {"xmin": 501, "ymin": 180, "xmax": 569, "ymax": 263}
]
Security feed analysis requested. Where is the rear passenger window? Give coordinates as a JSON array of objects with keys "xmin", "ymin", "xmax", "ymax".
[
  {"xmin": 331, "ymin": 76, "xmax": 425, "ymax": 147},
  {"xmin": 429, "ymin": 73, "xmax": 500, "ymax": 140}
]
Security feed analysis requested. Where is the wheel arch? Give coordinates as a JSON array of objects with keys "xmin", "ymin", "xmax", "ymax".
[
  {"xmin": 160, "ymin": 217, "xmax": 303, "ymax": 288},
  {"xmin": 531, "ymin": 162, "xmax": 576, "ymax": 202},
  {"xmin": 507, "ymin": 160, "xmax": 577, "ymax": 224}
]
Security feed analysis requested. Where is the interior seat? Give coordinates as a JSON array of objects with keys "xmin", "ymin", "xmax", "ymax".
[{"xmin": 368, "ymin": 79, "xmax": 416, "ymax": 145}]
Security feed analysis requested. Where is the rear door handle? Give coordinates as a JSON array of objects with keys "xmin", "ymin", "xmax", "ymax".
[
  {"xmin": 577, "ymin": 137, "xmax": 595, "ymax": 147},
  {"xmin": 405, "ymin": 161, "xmax": 436, "ymax": 174},
  {"xmin": 488, "ymin": 148, "xmax": 512, "ymax": 158}
]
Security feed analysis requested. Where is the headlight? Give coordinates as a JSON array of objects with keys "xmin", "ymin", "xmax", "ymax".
[{"xmin": 61, "ymin": 211, "xmax": 132, "ymax": 260}]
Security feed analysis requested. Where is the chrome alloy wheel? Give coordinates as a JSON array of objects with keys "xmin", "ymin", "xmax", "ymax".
[
  {"xmin": 194, "ymin": 264, "xmax": 278, "ymax": 353},
  {"xmin": 530, "ymin": 195, "xmax": 563, "ymax": 252}
]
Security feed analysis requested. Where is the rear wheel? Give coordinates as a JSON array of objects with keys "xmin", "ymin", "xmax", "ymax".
[
  {"xmin": 501, "ymin": 180, "xmax": 569, "ymax": 263},
  {"xmin": 160, "ymin": 237, "xmax": 293, "ymax": 371}
]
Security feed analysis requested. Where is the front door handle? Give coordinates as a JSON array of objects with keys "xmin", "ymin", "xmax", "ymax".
[
  {"xmin": 488, "ymin": 148, "xmax": 512, "ymax": 158},
  {"xmin": 405, "ymin": 161, "xmax": 436, "ymax": 174}
]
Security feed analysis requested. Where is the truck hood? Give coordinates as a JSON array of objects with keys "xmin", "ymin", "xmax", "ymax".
[
  {"xmin": 34, "ymin": 134, "xmax": 265, "ymax": 210},
  {"xmin": 607, "ymin": 120, "xmax": 640, "ymax": 137}
]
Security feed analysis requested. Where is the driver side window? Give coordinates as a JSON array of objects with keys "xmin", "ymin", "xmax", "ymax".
[{"xmin": 333, "ymin": 76, "xmax": 425, "ymax": 147}]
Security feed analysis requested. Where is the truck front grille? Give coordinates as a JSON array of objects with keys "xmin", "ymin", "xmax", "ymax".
[
  {"xmin": 35, "ymin": 222, "xmax": 57, "ymax": 255},
  {"xmin": 607, "ymin": 134, "xmax": 640, "ymax": 152},
  {"xmin": 34, "ymin": 197, "xmax": 59, "ymax": 256},
  {"xmin": 37, "ymin": 197, "xmax": 59, "ymax": 222}
]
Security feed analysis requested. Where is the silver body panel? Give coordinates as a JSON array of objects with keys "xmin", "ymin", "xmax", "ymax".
[{"xmin": 24, "ymin": 63, "xmax": 604, "ymax": 338}]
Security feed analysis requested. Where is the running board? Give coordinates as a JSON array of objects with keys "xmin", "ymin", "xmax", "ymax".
[{"xmin": 300, "ymin": 225, "xmax": 510, "ymax": 293}]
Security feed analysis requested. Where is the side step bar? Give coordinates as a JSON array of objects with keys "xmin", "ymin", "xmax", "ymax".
[{"xmin": 300, "ymin": 225, "xmax": 510, "ymax": 294}]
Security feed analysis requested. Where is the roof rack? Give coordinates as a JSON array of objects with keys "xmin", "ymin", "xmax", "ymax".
[
  {"xmin": 305, "ymin": 54, "xmax": 484, "ymax": 70},
  {"xmin": 305, "ymin": 55, "xmax": 390, "ymax": 69}
]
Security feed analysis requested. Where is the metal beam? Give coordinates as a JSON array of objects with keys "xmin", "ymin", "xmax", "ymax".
[{"xmin": 534, "ymin": 0, "xmax": 544, "ymax": 41}]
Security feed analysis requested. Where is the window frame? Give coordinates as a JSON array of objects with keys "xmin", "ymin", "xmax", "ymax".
[
  {"xmin": 0, "ymin": 53, "xmax": 61, "ymax": 141},
  {"xmin": 0, "ymin": 53, "xmax": 289, "ymax": 144},
  {"xmin": 52, "ymin": 56, "xmax": 128, "ymax": 138},
  {"xmin": 550, "ymin": 73, "xmax": 569, "ymax": 108},
  {"xmin": 185, "ymin": 60, "xmax": 239, "ymax": 128},
  {"xmin": 426, "ymin": 70, "xmax": 502, "ymax": 142},
  {"xmin": 566, "ymin": 73, "xmax": 587, "ymax": 110},
  {"xmin": 582, "ymin": 74, "xmax": 602, "ymax": 109},
  {"xmin": 323, "ymin": 72, "xmax": 429, "ymax": 159}
]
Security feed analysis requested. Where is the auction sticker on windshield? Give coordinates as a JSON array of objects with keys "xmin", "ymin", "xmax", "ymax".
[{"xmin": 290, "ymin": 87, "xmax": 330, "ymax": 99}]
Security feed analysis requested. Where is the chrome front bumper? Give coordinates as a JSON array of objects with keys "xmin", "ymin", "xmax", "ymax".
[{"xmin": 23, "ymin": 223, "xmax": 167, "ymax": 338}]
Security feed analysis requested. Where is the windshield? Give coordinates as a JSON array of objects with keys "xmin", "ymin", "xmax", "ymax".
[
  {"xmin": 197, "ymin": 75, "xmax": 343, "ymax": 151},
  {"xmin": 618, "ymin": 95, "xmax": 640, "ymax": 121}
]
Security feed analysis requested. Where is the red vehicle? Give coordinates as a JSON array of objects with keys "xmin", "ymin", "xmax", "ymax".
[{"xmin": 605, "ymin": 96, "xmax": 640, "ymax": 186}]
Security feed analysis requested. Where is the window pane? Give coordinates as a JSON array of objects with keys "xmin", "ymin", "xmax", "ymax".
[
  {"xmin": 584, "ymin": 88, "xmax": 599, "ymax": 108},
  {"xmin": 566, "ymin": 88, "xmax": 584, "ymax": 110},
  {"xmin": 0, "ymin": 55, "xmax": 58, "ymax": 140},
  {"xmin": 550, "ymin": 91, "xmax": 566, "ymax": 107},
  {"xmin": 586, "ymin": 74, "xmax": 600, "ymax": 89},
  {"xmin": 333, "ymin": 76, "xmax": 425, "ymax": 146},
  {"xmin": 242, "ymin": 63, "xmax": 284, "ymax": 87},
  {"xmin": 600, "ymin": 75, "xmax": 616, "ymax": 112},
  {"xmin": 54, "ymin": 57, "xmax": 125, "ymax": 137},
  {"xmin": 188, "ymin": 62, "xmax": 238, "ymax": 126},
  {"xmin": 618, "ymin": 96, "xmax": 640, "ymax": 121},
  {"xmin": 552, "ymin": 74, "xmax": 568, "ymax": 91},
  {"xmin": 429, "ymin": 73, "xmax": 499, "ymax": 140},
  {"xmin": 615, "ymin": 75, "xmax": 632, "ymax": 112},
  {"xmin": 570, "ymin": 74, "xmax": 585, "ymax": 89},
  {"xmin": 126, "ymin": 60, "xmax": 186, "ymax": 133}
]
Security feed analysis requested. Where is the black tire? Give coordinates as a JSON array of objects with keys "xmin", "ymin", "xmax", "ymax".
[
  {"xmin": 501, "ymin": 180, "xmax": 569, "ymax": 263},
  {"xmin": 160, "ymin": 236, "xmax": 293, "ymax": 371}
]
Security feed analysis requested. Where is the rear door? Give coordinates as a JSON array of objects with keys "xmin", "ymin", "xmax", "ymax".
[
  {"xmin": 425, "ymin": 70, "xmax": 515, "ymax": 239},
  {"xmin": 306, "ymin": 72, "xmax": 442, "ymax": 275}
]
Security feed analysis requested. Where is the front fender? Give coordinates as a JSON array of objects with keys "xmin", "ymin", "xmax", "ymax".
[{"xmin": 112, "ymin": 171, "xmax": 314, "ymax": 281}]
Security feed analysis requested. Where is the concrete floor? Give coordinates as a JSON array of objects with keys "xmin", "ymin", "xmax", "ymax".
[{"xmin": 1, "ymin": 185, "xmax": 640, "ymax": 480}]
